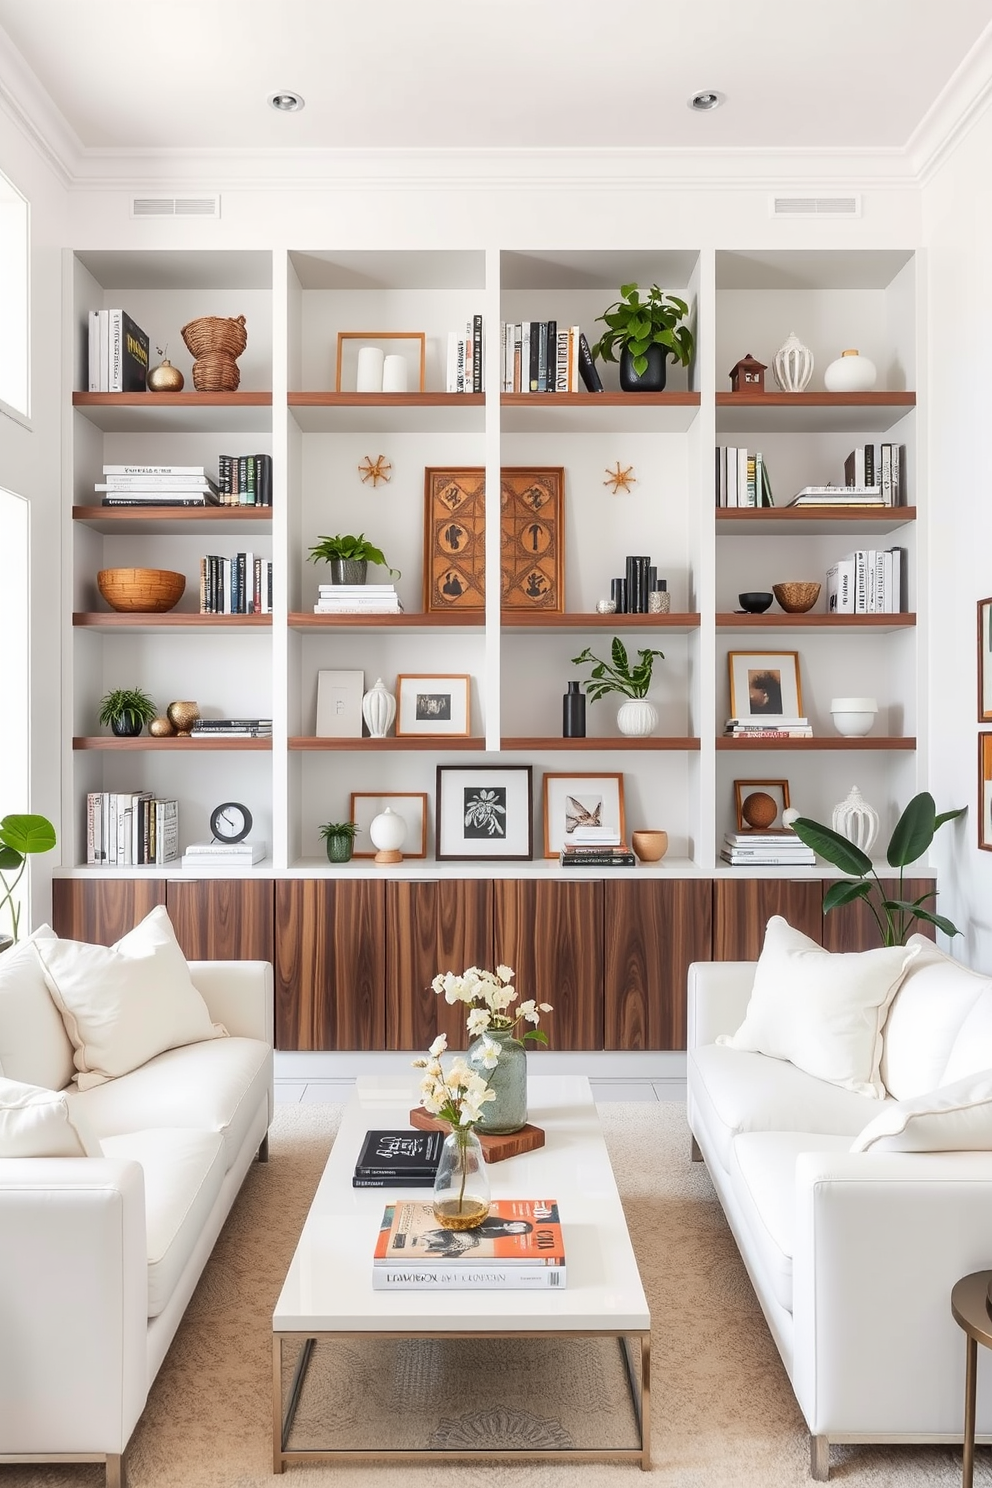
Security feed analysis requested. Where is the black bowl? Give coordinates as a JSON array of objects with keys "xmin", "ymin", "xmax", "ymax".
[{"xmin": 738, "ymin": 591, "xmax": 774, "ymax": 614}]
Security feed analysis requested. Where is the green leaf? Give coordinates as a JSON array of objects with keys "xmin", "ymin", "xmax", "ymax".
[
  {"xmin": 522, "ymin": 1029, "xmax": 549, "ymax": 1045},
  {"xmin": 821, "ymin": 879, "xmax": 871, "ymax": 911},
  {"xmin": 789, "ymin": 818, "xmax": 872, "ymax": 875},
  {"xmin": 0, "ymin": 814, "xmax": 56, "ymax": 856},
  {"xmin": 0, "ymin": 845, "xmax": 23, "ymax": 870},
  {"xmin": 620, "ymin": 284, "xmax": 637, "ymax": 302},
  {"xmin": 934, "ymin": 806, "xmax": 967, "ymax": 830},
  {"xmin": 611, "ymin": 636, "xmax": 630, "ymax": 674},
  {"xmin": 886, "ymin": 791, "xmax": 937, "ymax": 868},
  {"xmin": 911, "ymin": 907, "xmax": 961, "ymax": 937}
]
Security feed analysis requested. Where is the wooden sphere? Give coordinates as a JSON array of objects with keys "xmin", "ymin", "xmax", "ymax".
[{"xmin": 742, "ymin": 791, "xmax": 778, "ymax": 829}]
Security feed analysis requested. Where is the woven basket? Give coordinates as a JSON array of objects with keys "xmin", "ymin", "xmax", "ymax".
[
  {"xmin": 180, "ymin": 314, "xmax": 247, "ymax": 359},
  {"xmin": 191, "ymin": 352, "xmax": 241, "ymax": 393},
  {"xmin": 772, "ymin": 581, "xmax": 821, "ymax": 613},
  {"xmin": 98, "ymin": 567, "xmax": 185, "ymax": 613}
]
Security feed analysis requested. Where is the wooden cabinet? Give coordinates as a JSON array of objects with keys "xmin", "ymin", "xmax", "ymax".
[
  {"xmin": 164, "ymin": 878, "xmax": 273, "ymax": 962},
  {"xmin": 604, "ymin": 879, "xmax": 712, "ymax": 1050},
  {"xmin": 385, "ymin": 879, "xmax": 493, "ymax": 1050},
  {"xmin": 494, "ymin": 879, "xmax": 603, "ymax": 1050},
  {"xmin": 273, "ymin": 880, "xmax": 385, "ymax": 1050},
  {"xmin": 821, "ymin": 878, "xmax": 936, "ymax": 951},
  {"xmin": 52, "ymin": 877, "xmax": 166, "ymax": 944},
  {"xmin": 713, "ymin": 878, "xmax": 825, "ymax": 959}
]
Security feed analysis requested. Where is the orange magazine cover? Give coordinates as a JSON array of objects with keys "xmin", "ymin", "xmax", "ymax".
[{"xmin": 374, "ymin": 1198, "xmax": 564, "ymax": 1265}]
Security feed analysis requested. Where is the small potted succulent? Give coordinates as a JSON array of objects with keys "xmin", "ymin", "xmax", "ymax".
[
  {"xmin": 318, "ymin": 820, "xmax": 359, "ymax": 864},
  {"xmin": 571, "ymin": 638, "xmax": 665, "ymax": 737},
  {"xmin": 307, "ymin": 533, "xmax": 400, "ymax": 585},
  {"xmin": 98, "ymin": 686, "xmax": 157, "ymax": 737},
  {"xmin": 591, "ymin": 283, "xmax": 694, "ymax": 392}
]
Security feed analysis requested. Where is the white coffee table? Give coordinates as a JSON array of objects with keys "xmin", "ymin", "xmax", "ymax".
[{"xmin": 272, "ymin": 1073, "xmax": 651, "ymax": 1470}]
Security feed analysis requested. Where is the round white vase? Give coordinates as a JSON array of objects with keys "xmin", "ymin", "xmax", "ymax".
[
  {"xmin": 823, "ymin": 349, "xmax": 877, "ymax": 392},
  {"xmin": 772, "ymin": 331, "xmax": 814, "ymax": 393},
  {"xmin": 369, "ymin": 805, "xmax": 406, "ymax": 864},
  {"xmin": 616, "ymin": 698, "xmax": 658, "ymax": 737},
  {"xmin": 831, "ymin": 785, "xmax": 879, "ymax": 854},
  {"xmin": 830, "ymin": 696, "xmax": 878, "ymax": 737},
  {"xmin": 362, "ymin": 677, "xmax": 396, "ymax": 738}
]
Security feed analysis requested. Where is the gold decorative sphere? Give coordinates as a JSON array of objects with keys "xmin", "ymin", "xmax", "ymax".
[
  {"xmin": 148, "ymin": 716, "xmax": 176, "ymax": 738},
  {"xmin": 166, "ymin": 700, "xmax": 200, "ymax": 736},
  {"xmin": 147, "ymin": 358, "xmax": 185, "ymax": 392},
  {"xmin": 742, "ymin": 791, "xmax": 778, "ymax": 830}
]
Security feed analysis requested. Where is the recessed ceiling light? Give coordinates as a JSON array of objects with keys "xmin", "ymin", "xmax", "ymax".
[
  {"xmin": 268, "ymin": 91, "xmax": 305, "ymax": 113},
  {"xmin": 688, "ymin": 90, "xmax": 725, "ymax": 111}
]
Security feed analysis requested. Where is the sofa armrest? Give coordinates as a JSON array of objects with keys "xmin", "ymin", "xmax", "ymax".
[
  {"xmin": 0, "ymin": 1158, "xmax": 149, "ymax": 1455},
  {"xmin": 188, "ymin": 960, "xmax": 273, "ymax": 1043},
  {"xmin": 687, "ymin": 960, "xmax": 755, "ymax": 1048}
]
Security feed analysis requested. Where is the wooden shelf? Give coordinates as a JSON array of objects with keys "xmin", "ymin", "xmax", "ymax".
[
  {"xmin": 73, "ymin": 613, "xmax": 271, "ymax": 629},
  {"xmin": 715, "ymin": 391, "xmax": 915, "ymax": 434},
  {"xmin": 716, "ymin": 506, "xmax": 916, "ymax": 536},
  {"xmin": 288, "ymin": 391, "xmax": 484, "ymax": 433},
  {"xmin": 73, "ymin": 505, "xmax": 273, "ymax": 535},
  {"xmin": 72, "ymin": 390, "xmax": 272, "ymax": 434},
  {"xmin": 288, "ymin": 736, "xmax": 487, "ymax": 751},
  {"xmin": 289, "ymin": 612, "xmax": 483, "ymax": 630},
  {"xmin": 73, "ymin": 736, "xmax": 272, "ymax": 750},
  {"xmin": 716, "ymin": 736, "xmax": 916, "ymax": 750},
  {"xmin": 716, "ymin": 612, "xmax": 916, "ymax": 631},
  {"xmin": 501, "ymin": 612, "xmax": 700, "ymax": 631},
  {"xmin": 501, "ymin": 390, "xmax": 700, "ymax": 433},
  {"xmin": 502, "ymin": 737, "xmax": 700, "ymax": 751}
]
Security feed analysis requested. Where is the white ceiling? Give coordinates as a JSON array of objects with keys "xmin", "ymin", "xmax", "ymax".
[{"xmin": 0, "ymin": 0, "xmax": 991, "ymax": 157}]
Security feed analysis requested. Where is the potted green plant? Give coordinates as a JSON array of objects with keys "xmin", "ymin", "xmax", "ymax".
[
  {"xmin": 307, "ymin": 532, "xmax": 400, "ymax": 585},
  {"xmin": 318, "ymin": 820, "xmax": 359, "ymax": 863},
  {"xmin": 0, "ymin": 813, "xmax": 56, "ymax": 947},
  {"xmin": 571, "ymin": 638, "xmax": 665, "ymax": 737},
  {"xmin": 98, "ymin": 686, "xmax": 157, "ymax": 737},
  {"xmin": 591, "ymin": 283, "xmax": 694, "ymax": 392},
  {"xmin": 790, "ymin": 791, "xmax": 966, "ymax": 945}
]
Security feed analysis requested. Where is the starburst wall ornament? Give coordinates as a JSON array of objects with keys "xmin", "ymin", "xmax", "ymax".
[
  {"xmin": 604, "ymin": 462, "xmax": 636, "ymax": 494},
  {"xmin": 359, "ymin": 454, "xmax": 392, "ymax": 487}
]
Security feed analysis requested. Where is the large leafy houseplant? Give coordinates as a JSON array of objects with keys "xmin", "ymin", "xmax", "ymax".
[
  {"xmin": 571, "ymin": 638, "xmax": 665, "ymax": 700},
  {"xmin": 790, "ymin": 791, "xmax": 966, "ymax": 945},
  {"xmin": 0, "ymin": 813, "xmax": 56, "ymax": 944},
  {"xmin": 591, "ymin": 283, "xmax": 694, "ymax": 377}
]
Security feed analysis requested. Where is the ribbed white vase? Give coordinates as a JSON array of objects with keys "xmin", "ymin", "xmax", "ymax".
[
  {"xmin": 362, "ymin": 678, "xmax": 396, "ymax": 738},
  {"xmin": 831, "ymin": 786, "xmax": 879, "ymax": 854},
  {"xmin": 772, "ymin": 331, "xmax": 814, "ymax": 392},
  {"xmin": 616, "ymin": 698, "xmax": 658, "ymax": 737}
]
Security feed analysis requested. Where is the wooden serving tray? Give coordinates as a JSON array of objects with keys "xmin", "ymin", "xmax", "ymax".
[{"xmin": 408, "ymin": 1107, "xmax": 546, "ymax": 1163}]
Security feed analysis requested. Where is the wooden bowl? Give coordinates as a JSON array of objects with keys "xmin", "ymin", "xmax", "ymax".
[
  {"xmin": 773, "ymin": 581, "xmax": 821, "ymax": 613},
  {"xmin": 97, "ymin": 567, "xmax": 185, "ymax": 613}
]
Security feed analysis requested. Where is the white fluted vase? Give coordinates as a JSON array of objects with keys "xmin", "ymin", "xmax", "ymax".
[
  {"xmin": 773, "ymin": 331, "xmax": 814, "ymax": 392},
  {"xmin": 616, "ymin": 698, "xmax": 658, "ymax": 737},
  {"xmin": 831, "ymin": 786, "xmax": 879, "ymax": 854},
  {"xmin": 362, "ymin": 678, "xmax": 396, "ymax": 738}
]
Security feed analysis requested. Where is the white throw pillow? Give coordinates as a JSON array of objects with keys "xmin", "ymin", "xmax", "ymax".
[
  {"xmin": 851, "ymin": 1071, "xmax": 992, "ymax": 1152},
  {"xmin": 717, "ymin": 916, "xmax": 919, "ymax": 1098},
  {"xmin": 0, "ymin": 927, "xmax": 76, "ymax": 1091},
  {"xmin": 880, "ymin": 934, "xmax": 991, "ymax": 1099},
  {"xmin": 35, "ymin": 906, "xmax": 227, "ymax": 1091},
  {"xmin": 0, "ymin": 1075, "xmax": 103, "ymax": 1156},
  {"xmin": 941, "ymin": 988, "xmax": 992, "ymax": 1086}
]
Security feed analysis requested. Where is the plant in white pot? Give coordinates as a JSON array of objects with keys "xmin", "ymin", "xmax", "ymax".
[{"xmin": 571, "ymin": 638, "xmax": 665, "ymax": 736}]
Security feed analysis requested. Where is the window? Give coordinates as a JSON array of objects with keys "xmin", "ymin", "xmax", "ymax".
[{"xmin": 0, "ymin": 172, "xmax": 29, "ymax": 418}]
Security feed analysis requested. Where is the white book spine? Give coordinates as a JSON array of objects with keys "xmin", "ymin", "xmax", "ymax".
[
  {"xmin": 98, "ymin": 310, "xmax": 109, "ymax": 392},
  {"xmin": 371, "ymin": 1266, "xmax": 565, "ymax": 1290},
  {"xmin": 726, "ymin": 447, "xmax": 738, "ymax": 508},
  {"xmin": 108, "ymin": 308, "xmax": 123, "ymax": 392},
  {"xmin": 88, "ymin": 310, "xmax": 101, "ymax": 392}
]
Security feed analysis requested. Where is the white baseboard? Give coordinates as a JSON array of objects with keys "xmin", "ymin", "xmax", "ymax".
[{"xmin": 274, "ymin": 1048, "xmax": 687, "ymax": 1084}]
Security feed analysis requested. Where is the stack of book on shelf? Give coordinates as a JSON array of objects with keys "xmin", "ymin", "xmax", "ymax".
[
  {"xmin": 352, "ymin": 1129, "xmax": 444, "ymax": 1189},
  {"xmin": 499, "ymin": 323, "xmax": 603, "ymax": 394},
  {"xmin": 843, "ymin": 443, "xmax": 902, "ymax": 504},
  {"xmin": 313, "ymin": 583, "xmax": 403, "ymax": 614},
  {"xmin": 826, "ymin": 548, "xmax": 906, "ymax": 613},
  {"xmin": 87, "ymin": 309, "xmax": 150, "ymax": 392},
  {"xmin": 96, "ymin": 464, "xmax": 220, "ymax": 507},
  {"xmin": 372, "ymin": 1198, "xmax": 566, "ymax": 1290},
  {"xmin": 724, "ymin": 717, "xmax": 813, "ymax": 739},
  {"xmin": 446, "ymin": 316, "xmax": 484, "ymax": 393},
  {"xmin": 86, "ymin": 791, "xmax": 179, "ymax": 866},
  {"xmin": 715, "ymin": 447, "xmax": 774, "ymax": 508},
  {"xmin": 190, "ymin": 717, "xmax": 272, "ymax": 740},
  {"xmin": 788, "ymin": 485, "xmax": 883, "ymax": 508},
  {"xmin": 199, "ymin": 553, "xmax": 273, "ymax": 613},
  {"xmin": 181, "ymin": 840, "xmax": 267, "ymax": 870},
  {"xmin": 721, "ymin": 829, "xmax": 817, "ymax": 868},
  {"xmin": 216, "ymin": 453, "xmax": 272, "ymax": 507},
  {"xmin": 560, "ymin": 828, "xmax": 636, "ymax": 868}
]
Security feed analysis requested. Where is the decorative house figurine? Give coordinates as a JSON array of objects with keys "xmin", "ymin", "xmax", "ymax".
[{"xmin": 729, "ymin": 353, "xmax": 767, "ymax": 394}]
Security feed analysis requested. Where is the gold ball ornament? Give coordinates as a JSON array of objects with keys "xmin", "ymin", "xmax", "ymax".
[
  {"xmin": 166, "ymin": 700, "xmax": 200, "ymax": 736},
  {"xmin": 148, "ymin": 716, "xmax": 176, "ymax": 738},
  {"xmin": 742, "ymin": 791, "xmax": 778, "ymax": 830},
  {"xmin": 147, "ymin": 358, "xmax": 185, "ymax": 392}
]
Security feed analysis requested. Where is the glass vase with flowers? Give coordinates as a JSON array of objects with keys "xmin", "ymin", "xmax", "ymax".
[{"xmin": 413, "ymin": 1033, "xmax": 501, "ymax": 1229}]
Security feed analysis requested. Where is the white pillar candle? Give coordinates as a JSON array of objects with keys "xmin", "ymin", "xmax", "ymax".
[
  {"xmin": 355, "ymin": 345, "xmax": 384, "ymax": 392},
  {"xmin": 381, "ymin": 353, "xmax": 408, "ymax": 393}
]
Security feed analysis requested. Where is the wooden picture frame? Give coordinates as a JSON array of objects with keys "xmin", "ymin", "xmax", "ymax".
[
  {"xmin": 395, "ymin": 674, "xmax": 470, "ymax": 738},
  {"xmin": 728, "ymin": 651, "xmax": 803, "ymax": 721},
  {"xmin": 734, "ymin": 779, "xmax": 791, "ymax": 833},
  {"xmin": 979, "ymin": 598, "xmax": 992, "ymax": 722},
  {"xmin": 423, "ymin": 466, "xmax": 565, "ymax": 615},
  {"xmin": 435, "ymin": 765, "xmax": 533, "ymax": 861},
  {"xmin": 349, "ymin": 792, "xmax": 428, "ymax": 859},
  {"xmin": 542, "ymin": 772, "xmax": 626, "ymax": 859},
  {"xmin": 335, "ymin": 331, "xmax": 426, "ymax": 393},
  {"xmin": 980, "ymin": 735, "xmax": 992, "ymax": 852}
]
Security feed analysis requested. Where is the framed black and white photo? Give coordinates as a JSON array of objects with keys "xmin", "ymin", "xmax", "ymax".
[
  {"xmin": 542, "ymin": 772, "xmax": 625, "ymax": 859},
  {"xmin": 728, "ymin": 651, "xmax": 803, "ymax": 721},
  {"xmin": 435, "ymin": 765, "xmax": 533, "ymax": 861},
  {"xmin": 979, "ymin": 598, "xmax": 992, "ymax": 723},
  {"xmin": 980, "ymin": 735, "xmax": 992, "ymax": 852},
  {"xmin": 396, "ymin": 674, "xmax": 470, "ymax": 738},
  {"xmin": 349, "ymin": 792, "xmax": 428, "ymax": 859}
]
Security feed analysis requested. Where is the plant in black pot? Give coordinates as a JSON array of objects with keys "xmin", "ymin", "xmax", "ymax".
[
  {"xmin": 98, "ymin": 686, "xmax": 157, "ymax": 737},
  {"xmin": 591, "ymin": 283, "xmax": 694, "ymax": 393},
  {"xmin": 318, "ymin": 820, "xmax": 359, "ymax": 863},
  {"xmin": 307, "ymin": 532, "xmax": 400, "ymax": 586}
]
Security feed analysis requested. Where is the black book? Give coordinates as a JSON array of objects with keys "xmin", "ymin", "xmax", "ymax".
[
  {"xmin": 577, "ymin": 331, "xmax": 604, "ymax": 393},
  {"xmin": 352, "ymin": 1174, "xmax": 438, "ymax": 1189},
  {"xmin": 560, "ymin": 852, "xmax": 636, "ymax": 867},
  {"xmin": 256, "ymin": 453, "xmax": 272, "ymax": 507},
  {"xmin": 546, "ymin": 320, "xmax": 557, "ymax": 392},
  {"xmin": 529, "ymin": 321, "xmax": 540, "ymax": 393},
  {"xmin": 354, "ymin": 1128, "xmax": 445, "ymax": 1178},
  {"xmin": 472, "ymin": 314, "xmax": 483, "ymax": 394},
  {"xmin": 120, "ymin": 310, "xmax": 150, "ymax": 393}
]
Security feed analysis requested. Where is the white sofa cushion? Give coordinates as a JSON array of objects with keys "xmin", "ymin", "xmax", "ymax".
[
  {"xmin": 0, "ymin": 1076, "xmax": 102, "ymax": 1157},
  {"xmin": 717, "ymin": 916, "xmax": 918, "ymax": 1097},
  {"xmin": 100, "ymin": 1127, "xmax": 226, "ymax": 1317},
  {"xmin": 0, "ymin": 928, "xmax": 75, "ymax": 1092},
  {"xmin": 35, "ymin": 906, "xmax": 227, "ymax": 1090},
  {"xmin": 880, "ymin": 934, "xmax": 991, "ymax": 1099},
  {"xmin": 942, "ymin": 987, "xmax": 992, "ymax": 1086},
  {"xmin": 851, "ymin": 1072, "xmax": 992, "ymax": 1153}
]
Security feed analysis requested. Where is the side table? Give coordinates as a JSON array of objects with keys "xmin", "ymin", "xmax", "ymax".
[{"xmin": 950, "ymin": 1269, "xmax": 992, "ymax": 1488}]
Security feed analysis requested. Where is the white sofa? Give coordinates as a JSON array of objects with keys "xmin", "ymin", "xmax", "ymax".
[
  {"xmin": 687, "ymin": 917, "xmax": 992, "ymax": 1480},
  {"xmin": 0, "ymin": 909, "xmax": 273, "ymax": 1488}
]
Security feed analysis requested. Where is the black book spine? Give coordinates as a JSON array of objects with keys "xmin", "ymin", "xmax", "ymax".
[
  {"xmin": 611, "ymin": 576, "xmax": 627, "ymax": 613},
  {"xmin": 545, "ymin": 320, "xmax": 557, "ymax": 392},
  {"xmin": 577, "ymin": 331, "xmax": 604, "ymax": 393},
  {"xmin": 529, "ymin": 322, "xmax": 540, "ymax": 392}
]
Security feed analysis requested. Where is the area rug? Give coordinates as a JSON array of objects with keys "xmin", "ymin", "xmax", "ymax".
[{"xmin": 8, "ymin": 1102, "xmax": 979, "ymax": 1487}]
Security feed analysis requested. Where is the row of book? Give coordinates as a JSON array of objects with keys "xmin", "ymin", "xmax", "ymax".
[
  {"xmin": 843, "ymin": 443, "xmax": 902, "ymax": 504},
  {"xmin": 715, "ymin": 447, "xmax": 774, "ymax": 508},
  {"xmin": 199, "ymin": 554, "xmax": 273, "ymax": 614},
  {"xmin": 96, "ymin": 463, "xmax": 221, "ymax": 507},
  {"xmin": 313, "ymin": 582, "xmax": 403, "ymax": 614},
  {"xmin": 217, "ymin": 453, "xmax": 273, "ymax": 507},
  {"xmin": 446, "ymin": 316, "xmax": 484, "ymax": 393},
  {"xmin": 721, "ymin": 830, "xmax": 816, "ymax": 868},
  {"xmin": 499, "ymin": 322, "xmax": 603, "ymax": 394},
  {"xmin": 373, "ymin": 1196, "xmax": 566, "ymax": 1290},
  {"xmin": 724, "ymin": 716, "xmax": 812, "ymax": 739},
  {"xmin": 825, "ymin": 548, "xmax": 906, "ymax": 614},
  {"xmin": 87, "ymin": 309, "xmax": 150, "ymax": 393},
  {"xmin": 191, "ymin": 717, "xmax": 272, "ymax": 739},
  {"xmin": 86, "ymin": 791, "xmax": 179, "ymax": 866}
]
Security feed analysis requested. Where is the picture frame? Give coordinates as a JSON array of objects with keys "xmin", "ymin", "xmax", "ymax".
[
  {"xmin": 435, "ymin": 765, "xmax": 533, "ymax": 861},
  {"xmin": 980, "ymin": 735, "xmax": 992, "ymax": 852},
  {"xmin": 335, "ymin": 331, "xmax": 426, "ymax": 393},
  {"xmin": 423, "ymin": 467, "xmax": 487, "ymax": 612},
  {"xmin": 315, "ymin": 669, "xmax": 364, "ymax": 738},
  {"xmin": 979, "ymin": 598, "xmax": 992, "ymax": 722},
  {"xmin": 542, "ymin": 772, "xmax": 626, "ymax": 859},
  {"xmin": 349, "ymin": 792, "xmax": 428, "ymax": 859},
  {"xmin": 733, "ymin": 779, "xmax": 791, "ymax": 833},
  {"xmin": 395, "ymin": 674, "xmax": 470, "ymax": 738},
  {"xmin": 727, "ymin": 651, "xmax": 803, "ymax": 721}
]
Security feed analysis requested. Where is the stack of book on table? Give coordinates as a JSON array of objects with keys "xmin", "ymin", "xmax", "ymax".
[
  {"xmin": 560, "ymin": 829, "xmax": 635, "ymax": 868},
  {"xmin": 181, "ymin": 840, "xmax": 268, "ymax": 869},
  {"xmin": 314, "ymin": 584, "xmax": 403, "ymax": 614},
  {"xmin": 190, "ymin": 717, "xmax": 272, "ymax": 739},
  {"xmin": 96, "ymin": 464, "xmax": 221, "ymax": 507},
  {"xmin": 353, "ymin": 1129, "xmax": 444, "ymax": 1189},
  {"xmin": 372, "ymin": 1198, "xmax": 566, "ymax": 1290},
  {"xmin": 721, "ymin": 830, "xmax": 816, "ymax": 868},
  {"xmin": 724, "ymin": 717, "xmax": 812, "ymax": 739}
]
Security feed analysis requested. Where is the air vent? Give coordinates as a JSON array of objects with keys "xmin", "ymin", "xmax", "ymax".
[
  {"xmin": 771, "ymin": 195, "xmax": 861, "ymax": 218},
  {"xmin": 130, "ymin": 196, "xmax": 221, "ymax": 219}
]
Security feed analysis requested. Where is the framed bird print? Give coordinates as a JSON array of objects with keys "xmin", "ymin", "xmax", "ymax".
[{"xmin": 542, "ymin": 772, "xmax": 626, "ymax": 859}]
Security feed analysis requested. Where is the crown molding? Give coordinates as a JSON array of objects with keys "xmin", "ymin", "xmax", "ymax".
[
  {"xmin": 908, "ymin": 20, "xmax": 992, "ymax": 183},
  {"xmin": 0, "ymin": 22, "xmax": 81, "ymax": 187}
]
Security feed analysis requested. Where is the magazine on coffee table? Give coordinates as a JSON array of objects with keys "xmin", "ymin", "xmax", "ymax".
[{"xmin": 372, "ymin": 1198, "xmax": 566, "ymax": 1289}]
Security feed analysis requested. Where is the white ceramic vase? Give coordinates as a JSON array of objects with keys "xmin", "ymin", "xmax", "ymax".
[
  {"xmin": 831, "ymin": 786, "xmax": 879, "ymax": 854},
  {"xmin": 362, "ymin": 678, "xmax": 396, "ymax": 738},
  {"xmin": 369, "ymin": 805, "xmax": 406, "ymax": 864},
  {"xmin": 772, "ymin": 331, "xmax": 814, "ymax": 393},
  {"xmin": 616, "ymin": 698, "xmax": 658, "ymax": 737},
  {"xmin": 823, "ymin": 349, "xmax": 877, "ymax": 392}
]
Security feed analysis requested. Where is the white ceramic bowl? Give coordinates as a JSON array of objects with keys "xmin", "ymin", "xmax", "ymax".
[{"xmin": 830, "ymin": 696, "xmax": 878, "ymax": 737}]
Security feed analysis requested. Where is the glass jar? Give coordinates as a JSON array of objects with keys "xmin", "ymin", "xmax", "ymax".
[
  {"xmin": 468, "ymin": 1026, "xmax": 528, "ymax": 1133},
  {"xmin": 432, "ymin": 1127, "xmax": 491, "ymax": 1229}
]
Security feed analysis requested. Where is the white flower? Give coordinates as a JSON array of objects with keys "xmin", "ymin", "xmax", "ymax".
[
  {"xmin": 466, "ymin": 1006, "xmax": 492, "ymax": 1036},
  {"xmin": 496, "ymin": 964, "xmax": 514, "ymax": 983},
  {"xmin": 539, "ymin": 1002, "xmax": 553, "ymax": 1013},
  {"xmin": 428, "ymin": 1033, "xmax": 447, "ymax": 1057},
  {"xmin": 517, "ymin": 998, "xmax": 539, "ymax": 1023},
  {"xmin": 473, "ymin": 1035, "xmax": 501, "ymax": 1070}
]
